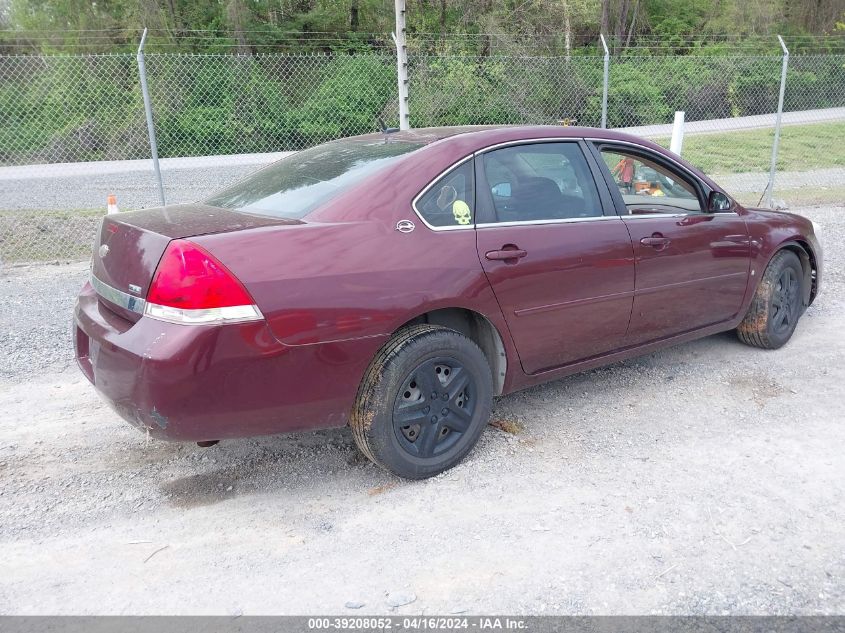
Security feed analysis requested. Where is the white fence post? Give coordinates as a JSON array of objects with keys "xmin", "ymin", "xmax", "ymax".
[
  {"xmin": 137, "ymin": 28, "xmax": 166, "ymax": 207},
  {"xmin": 600, "ymin": 34, "xmax": 609, "ymax": 129},
  {"xmin": 765, "ymin": 35, "xmax": 789, "ymax": 209},
  {"xmin": 393, "ymin": 0, "xmax": 410, "ymax": 131},
  {"xmin": 670, "ymin": 111, "xmax": 685, "ymax": 156}
]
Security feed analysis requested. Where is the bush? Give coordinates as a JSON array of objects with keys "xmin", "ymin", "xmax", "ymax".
[
  {"xmin": 591, "ymin": 62, "xmax": 672, "ymax": 127},
  {"xmin": 0, "ymin": 55, "xmax": 147, "ymax": 164},
  {"xmin": 1, "ymin": 51, "xmax": 843, "ymax": 164}
]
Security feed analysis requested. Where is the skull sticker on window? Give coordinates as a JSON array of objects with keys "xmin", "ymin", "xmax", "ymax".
[{"xmin": 452, "ymin": 200, "xmax": 472, "ymax": 225}]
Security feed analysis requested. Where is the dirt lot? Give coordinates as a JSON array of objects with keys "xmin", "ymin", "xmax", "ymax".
[{"xmin": 1, "ymin": 205, "xmax": 843, "ymax": 615}]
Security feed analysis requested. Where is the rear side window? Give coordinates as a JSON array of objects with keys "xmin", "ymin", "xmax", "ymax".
[
  {"xmin": 206, "ymin": 139, "xmax": 422, "ymax": 219},
  {"xmin": 481, "ymin": 142, "xmax": 602, "ymax": 223},
  {"xmin": 414, "ymin": 160, "xmax": 475, "ymax": 228}
]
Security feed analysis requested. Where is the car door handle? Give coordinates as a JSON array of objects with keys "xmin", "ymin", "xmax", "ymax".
[
  {"xmin": 640, "ymin": 235, "xmax": 671, "ymax": 249},
  {"xmin": 485, "ymin": 247, "xmax": 527, "ymax": 261}
]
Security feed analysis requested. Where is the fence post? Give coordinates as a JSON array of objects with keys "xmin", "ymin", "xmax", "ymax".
[
  {"xmin": 392, "ymin": 0, "xmax": 410, "ymax": 130},
  {"xmin": 600, "ymin": 34, "xmax": 609, "ymax": 129},
  {"xmin": 137, "ymin": 28, "xmax": 166, "ymax": 206},
  {"xmin": 670, "ymin": 111, "xmax": 685, "ymax": 156},
  {"xmin": 765, "ymin": 35, "xmax": 789, "ymax": 209}
]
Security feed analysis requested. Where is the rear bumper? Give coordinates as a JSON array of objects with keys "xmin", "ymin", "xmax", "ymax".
[{"xmin": 73, "ymin": 282, "xmax": 376, "ymax": 441}]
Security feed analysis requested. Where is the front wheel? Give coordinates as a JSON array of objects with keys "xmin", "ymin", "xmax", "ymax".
[
  {"xmin": 350, "ymin": 324, "xmax": 493, "ymax": 479},
  {"xmin": 737, "ymin": 249, "xmax": 804, "ymax": 350}
]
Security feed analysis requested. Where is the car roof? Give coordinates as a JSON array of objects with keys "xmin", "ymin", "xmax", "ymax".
[{"xmin": 348, "ymin": 125, "xmax": 649, "ymax": 147}]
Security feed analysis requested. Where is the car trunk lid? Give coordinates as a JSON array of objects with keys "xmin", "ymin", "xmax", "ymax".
[{"xmin": 91, "ymin": 203, "xmax": 300, "ymax": 322}]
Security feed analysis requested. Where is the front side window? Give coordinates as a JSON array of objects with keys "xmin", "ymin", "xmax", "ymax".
[
  {"xmin": 600, "ymin": 148, "xmax": 703, "ymax": 214},
  {"xmin": 481, "ymin": 142, "xmax": 602, "ymax": 223},
  {"xmin": 415, "ymin": 160, "xmax": 475, "ymax": 228},
  {"xmin": 206, "ymin": 139, "xmax": 423, "ymax": 219}
]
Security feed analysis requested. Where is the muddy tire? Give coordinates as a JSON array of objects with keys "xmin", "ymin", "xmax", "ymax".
[
  {"xmin": 350, "ymin": 324, "xmax": 493, "ymax": 479},
  {"xmin": 737, "ymin": 249, "xmax": 804, "ymax": 350}
]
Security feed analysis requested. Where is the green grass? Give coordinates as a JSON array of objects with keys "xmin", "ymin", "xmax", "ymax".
[
  {"xmin": 0, "ymin": 208, "xmax": 103, "ymax": 264},
  {"xmin": 654, "ymin": 121, "xmax": 845, "ymax": 174}
]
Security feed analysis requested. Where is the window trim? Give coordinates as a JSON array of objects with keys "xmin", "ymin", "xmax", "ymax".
[
  {"xmin": 587, "ymin": 139, "xmax": 739, "ymax": 218},
  {"xmin": 409, "ymin": 136, "xmax": 738, "ymax": 233},
  {"xmin": 475, "ymin": 215, "xmax": 622, "ymax": 229},
  {"xmin": 411, "ymin": 154, "xmax": 477, "ymax": 232},
  {"xmin": 474, "ymin": 138, "xmax": 612, "ymax": 226}
]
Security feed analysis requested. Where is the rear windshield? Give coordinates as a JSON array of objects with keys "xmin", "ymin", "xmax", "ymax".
[{"xmin": 205, "ymin": 139, "xmax": 423, "ymax": 219}]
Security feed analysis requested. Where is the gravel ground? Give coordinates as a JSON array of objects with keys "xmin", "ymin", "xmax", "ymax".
[{"xmin": 0, "ymin": 205, "xmax": 843, "ymax": 615}]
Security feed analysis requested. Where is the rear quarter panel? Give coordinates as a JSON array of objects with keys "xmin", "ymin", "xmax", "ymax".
[
  {"xmin": 193, "ymin": 221, "xmax": 502, "ymax": 347},
  {"xmin": 191, "ymin": 184, "xmax": 520, "ymax": 411}
]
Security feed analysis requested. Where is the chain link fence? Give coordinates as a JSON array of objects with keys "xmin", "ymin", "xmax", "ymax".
[
  {"xmin": 408, "ymin": 54, "xmax": 606, "ymax": 127},
  {"xmin": 607, "ymin": 54, "xmax": 786, "ymax": 202},
  {"xmin": 143, "ymin": 53, "xmax": 398, "ymax": 157},
  {"xmin": 1, "ymin": 46, "xmax": 844, "ymax": 264}
]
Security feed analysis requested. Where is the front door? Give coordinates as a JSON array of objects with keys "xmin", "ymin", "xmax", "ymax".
[
  {"xmin": 594, "ymin": 144, "xmax": 751, "ymax": 345},
  {"xmin": 474, "ymin": 140, "xmax": 636, "ymax": 375}
]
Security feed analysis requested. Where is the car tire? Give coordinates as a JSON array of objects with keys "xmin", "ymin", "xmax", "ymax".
[
  {"xmin": 737, "ymin": 249, "xmax": 804, "ymax": 350},
  {"xmin": 350, "ymin": 324, "xmax": 493, "ymax": 479}
]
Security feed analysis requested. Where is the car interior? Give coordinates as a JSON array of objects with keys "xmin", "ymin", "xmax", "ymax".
[
  {"xmin": 485, "ymin": 145, "xmax": 602, "ymax": 222},
  {"xmin": 601, "ymin": 149, "xmax": 704, "ymax": 214},
  {"xmin": 415, "ymin": 143, "xmax": 713, "ymax": 228}
]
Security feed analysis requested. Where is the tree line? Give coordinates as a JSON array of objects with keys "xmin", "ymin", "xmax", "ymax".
[{"xmin": 1, "ymin": 0, "xmax": 844, "ymax": 55}]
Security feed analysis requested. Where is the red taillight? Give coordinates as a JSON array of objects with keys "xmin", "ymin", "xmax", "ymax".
[{"xmin": 147, "ymin": 239, "xmax": 254, "ymax": 310}]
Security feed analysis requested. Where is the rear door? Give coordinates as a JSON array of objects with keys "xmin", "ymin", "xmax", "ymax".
[
  {"xmin": 591, "ymin": 142, "xmax": 751, "ymax": 344},
  {"xmin": 474, "ymin": 140, "xmax": 636, "ymax": 375}
]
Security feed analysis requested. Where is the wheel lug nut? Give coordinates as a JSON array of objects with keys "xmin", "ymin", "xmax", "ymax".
[
  {"xmin": 423, "ymin": 406, "xmax": 430, "ymax": 414},
  {"xmin": 431, "ymin": 392, "xmax": 438, "ymax": 400},
  {"xmin": 442, "ymin": 393, "xmax": 449, "ymax": 400},
  {"xmin": 441, "ymin": 408, "xmax": 449, "ymax": 416},
  {"xmin": 430, "ymin": 416, "xmax": 438, "ymax": 423}
]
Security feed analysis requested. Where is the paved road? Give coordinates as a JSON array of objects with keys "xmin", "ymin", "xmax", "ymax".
[
  {"xmin": 0, "ymin": 152, "xmax": 294, "ymax": 213},
  {"xmin": 621, "ymin": 107, "xmax": 845, "ymax": 138},
  {"xmin": 1, "ymin": 108, "xmax": 842, "ymax": 212}
]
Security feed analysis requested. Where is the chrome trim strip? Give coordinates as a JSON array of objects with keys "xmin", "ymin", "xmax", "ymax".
[
  {"xmin": 144, "ymin": 303, "xmax": 263, "ymax": 325},
  {"xmin": 622, "ymin": 211, "xmax": 739, "ymax": 219},
  {"xmin": 476, "ymin": 215, "xmax": 620, "ymax": 229},
  {"xmin": 90, "ymin": 273, "xmax": 263, "ymax": 325},
  {"xmin": 622, "ymin": 213, "xmax": 688, "ymax": 220},
  {"xmin": 90, "ymin": 274, "xmax": 146, "ymax": 314},
  {"xmin": 411, "ymin": 154, "xmax": 476, "ymax": 232}
]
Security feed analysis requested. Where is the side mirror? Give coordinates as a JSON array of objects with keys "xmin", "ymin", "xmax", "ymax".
[
  {"xmin": 708, "ymin": 191, "xmax": 732, "ymax": 212},
  {"xmin": 491, "ymin": 182, "xmax": 512, "ymax": 198}
]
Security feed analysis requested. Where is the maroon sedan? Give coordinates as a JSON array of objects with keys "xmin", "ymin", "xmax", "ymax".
[{"xmin": 74, "ymin": 126, "xmax": 822, "ymax": 478}]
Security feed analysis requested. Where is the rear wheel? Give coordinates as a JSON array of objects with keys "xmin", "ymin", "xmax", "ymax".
[
  {"xmin": 350, "ymin": 324, "xmax": 493, "ymax": 479},
  {"xmin": 737, "ymin": 250, "xmax": 804, "ymax": 350}
]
